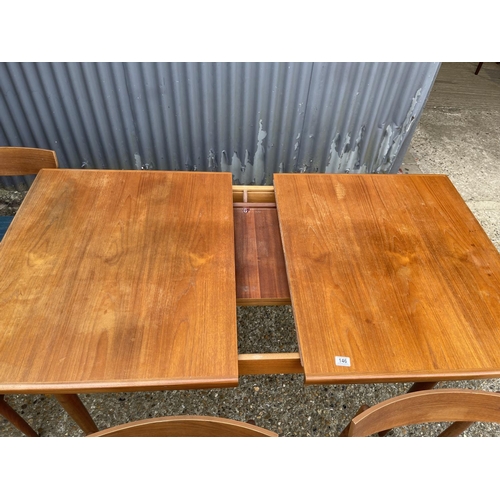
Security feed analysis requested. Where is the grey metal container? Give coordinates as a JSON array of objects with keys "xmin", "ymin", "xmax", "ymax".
[{"xmin": 0, "ymin": 62, "xmax": 440, "ymax": 190}]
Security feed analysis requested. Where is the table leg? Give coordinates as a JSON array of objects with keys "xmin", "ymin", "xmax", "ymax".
[
  {"xmin": 55, "ymin": 394, "xmax": 99, "ymax": 435},
  {"xmin": 407, "ymin": 381, "xmax": 439, "ymax": 393},
  {"xmin": 0, "ymin": 395, "xmax": 38, "ymax": 437}
]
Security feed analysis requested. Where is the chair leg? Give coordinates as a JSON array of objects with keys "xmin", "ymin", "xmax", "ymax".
[
  {"xmin": 475, "ymin": 62, "xmax": 483, "ymax": 75},
  {"xmin": 0, "ymin": 395, "xmax": 38, "ymax": 437},
  {"xmin": 438, "ymin": 421, "xmax": 473, "ymax": 437}
]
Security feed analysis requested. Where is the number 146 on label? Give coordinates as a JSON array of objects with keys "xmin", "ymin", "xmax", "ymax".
[{"xmin": 335, "ymin": 356, "xmax": 351, "ymax": 367}]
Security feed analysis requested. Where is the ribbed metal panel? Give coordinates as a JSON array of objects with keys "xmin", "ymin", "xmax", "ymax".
[{"xmin": 0, "ymin": 62, "xmax": 440, "ymax": 189}]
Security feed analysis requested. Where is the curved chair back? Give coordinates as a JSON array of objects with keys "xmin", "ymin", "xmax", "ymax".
[
  {"xmin": 89, "ymin": 415, "xmax": 278, "ymax": 437},
  {"xmin": 347, "ymin": 389, "xmax": 500, "ymax": 437},
  {"xmin": 0, "ymin": 147, "xmax": 58, "ymax": 175},
  {"xmin": 0, "ymin": 147, "xmax": 59, "ymax": 242}
]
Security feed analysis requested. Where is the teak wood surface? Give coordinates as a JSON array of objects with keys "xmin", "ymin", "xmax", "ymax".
[
  {"xmin": 0, "ymin": 147, "xmax": 58, "ymax": 175},
  {"xmin": 0, "ymin": 169, "xmax": 238, "ymax": 393},
  {"xmin": 346, "ymin": 389, "xmax": 500, "ymax": 437},
  {"xmin": 89, "ymin": 415, "xmax": 278, "ymax": 437},
  {"xmin": 274, "ymin": 174, "xmax": 500, "ymax": 384},
  {"xmin": 234, "ymin": 207, "xmax": 290, "ymax": 305}
]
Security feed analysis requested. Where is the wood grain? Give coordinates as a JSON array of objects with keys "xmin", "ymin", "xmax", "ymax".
[
  {"xmin": 89, "ymin": 415, "xmax": 278, "ymax": 437},
  {"xmin": 0, "ymin": 147, "xmax": 58, "ymax": 175},
  {"xmin": 347, "ymin": 389, "xmax": 500, "ymax": 437},
  {"xmin": 232, "ymin": 186, "xmax": 275, "ymax": 203},
  {"xmin": 0, "ymin": 170, "xmax": 238, "ymax": 392},
  {"xmin": 238, "ymin": 353, "xmax": 303, "ymax": 375},
  {"xmin": 274, "ymin": 174, "xmax": 500, "ymax": 384},
  {"xmin": 234, "ymin": 207, "xmax": 290, "ymax": 304}
]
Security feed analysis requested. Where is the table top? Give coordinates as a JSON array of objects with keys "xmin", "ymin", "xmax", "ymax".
[
  {"xmin": 274, "ymin": 173, "xmax": 500, "ymax": 384},
  {"xmin": 0, "ymin": 169, "xmax": 238, "ymax": 393}
]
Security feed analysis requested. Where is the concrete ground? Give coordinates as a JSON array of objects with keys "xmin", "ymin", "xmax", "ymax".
[{"xmin": 1, "ymin": 62, "xmax": 499, "ymax": 437}]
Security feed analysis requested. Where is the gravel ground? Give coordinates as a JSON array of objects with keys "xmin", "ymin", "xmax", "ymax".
[{"xmin": 0, "ymin": 188, "xmax": 25, "ymax": 216}]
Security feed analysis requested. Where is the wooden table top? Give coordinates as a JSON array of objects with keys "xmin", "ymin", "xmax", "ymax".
[
  {"xmin": 0, "ymin": 169, "xmax": 238, "ymax": 393},
  {"xmin": 274, "ymin": 174, "xmax": 500, "ymax": 384}
]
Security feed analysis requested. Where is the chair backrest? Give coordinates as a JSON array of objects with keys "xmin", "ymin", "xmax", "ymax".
[
  {"xmin": 88, "ymin": 415, "xmax": 278, "ymax": 437},
  {"xmin": 0, "ymin": 147, "xmax": 58, "ymax": 176},
  {"xmin": 347, "ymin": 389, "xmax": 500, "ymax": 437}
]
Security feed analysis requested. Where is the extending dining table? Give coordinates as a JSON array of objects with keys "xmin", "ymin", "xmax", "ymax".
[{"xmin": 1, "ymin": 169, "xmax": 499, "ymax": 435}]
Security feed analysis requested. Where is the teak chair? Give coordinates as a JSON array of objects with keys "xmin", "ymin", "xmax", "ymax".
[
  {"xmin": 341, "ymin": 389, "xmax": 500, "ymax": 437},
  {"xmin": 89, "ymin": 415, "xmax": 278, "ymax": 437},
  {"xmin": 0, "ymin": 147, "xmax": 59, "ymax": 241},
  {"xmin": 0, "ymin": 147, "xmax": 58, "ymax": 436}
]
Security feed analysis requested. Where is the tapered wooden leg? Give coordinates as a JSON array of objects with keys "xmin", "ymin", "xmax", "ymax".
[
  {"xmin": 0, "ymin": 395, "xmax": 38, "ymax": 437},
  {"xmin": 438, "ymin": 421, "xmax": 473, "ymax": 437},
  {"xmin": 475, "ymin": 62, "xmax": 483, "ymax": 75},
  {"xmin": 55, "ymin": 394, "xmax": 99, "ymax": 435},
  {"xmin": 407, "ymin": 381, "xmax": 439, "ymax": 393}
]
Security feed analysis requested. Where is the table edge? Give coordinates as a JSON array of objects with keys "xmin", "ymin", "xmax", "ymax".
[
  {"xmin": 304, "ymin": 369, "xmax": 500, "ymax": 385},
  {"xmin": 0, "ymin": 377, "xmax": 239, "ymax": 395}
]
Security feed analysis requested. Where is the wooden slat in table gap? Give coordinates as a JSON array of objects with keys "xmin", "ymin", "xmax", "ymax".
[{"xmin": 234, "ymin": 207, "xmax": 290, "ymax": 305}]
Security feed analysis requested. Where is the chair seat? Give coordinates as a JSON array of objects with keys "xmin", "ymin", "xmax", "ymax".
[{"xmin": 0, "ymin": 216, "xmax": 14, "ymax": 241}]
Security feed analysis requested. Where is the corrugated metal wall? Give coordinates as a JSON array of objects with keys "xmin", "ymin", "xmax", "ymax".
[{"xmin": 0, "ymin": 62, "xmax": 440, "ymax": 189}]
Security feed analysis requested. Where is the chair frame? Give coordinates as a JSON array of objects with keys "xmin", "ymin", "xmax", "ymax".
[
  {"xmin": 343, "ymin": 389, "xmax": 500, "ymax": 437},
  {"xmin": 0, "ymin": 147, "xmax": 58, "ymax": 176},
  {"xmin": 89, "ymin": 415, "xmax": 278, "ymax": 437}
]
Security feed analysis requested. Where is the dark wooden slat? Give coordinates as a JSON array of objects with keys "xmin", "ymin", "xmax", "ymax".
[{"xmin": 234, "ymin": 207, "xmax": 290, "ymax": 302}]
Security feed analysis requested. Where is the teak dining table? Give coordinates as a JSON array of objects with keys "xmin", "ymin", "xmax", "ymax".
[{"xmin": 1, "ymin": 169, "xmax": 500, "ymax": 435}]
